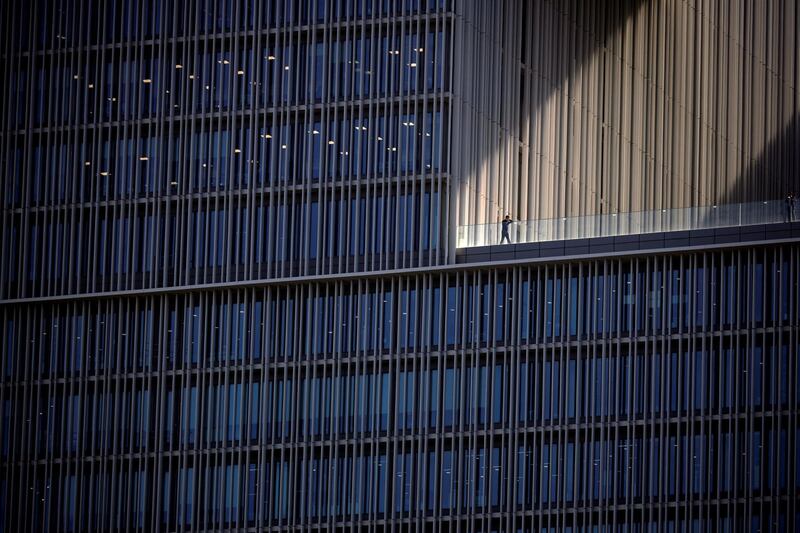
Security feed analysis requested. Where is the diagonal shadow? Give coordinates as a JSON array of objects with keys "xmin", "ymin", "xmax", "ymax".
[
  {"xmin": 510, "ymin": 0, "xmax": 649, "ymax": 221},
  {"xmin": 720, "ymin": 113, "xmax": 800, "ymax": 207},
  {"xmin": 513, "ymin": 0, "xmax": 798, "ymax": 224}
]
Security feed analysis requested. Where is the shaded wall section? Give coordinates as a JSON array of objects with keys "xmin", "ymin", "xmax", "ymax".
[{"xmin": 452, "ymin": 0, "xmax": 800, "ymax": 230}]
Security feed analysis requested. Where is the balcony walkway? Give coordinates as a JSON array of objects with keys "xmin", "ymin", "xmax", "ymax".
[{"xmin": 457, "ymin": 199, "xmax": 793, "ymax": 248}]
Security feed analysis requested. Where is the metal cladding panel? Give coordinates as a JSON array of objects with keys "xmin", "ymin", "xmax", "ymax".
[{"xmin": 452, "ymin": 0, "xmax": 800, "ymax": 231}]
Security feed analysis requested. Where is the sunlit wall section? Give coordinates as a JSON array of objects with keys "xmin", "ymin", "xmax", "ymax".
[
  {"xmin": 456, "ymin": 0, "xmax": 800, "ymax": 227},
  {"xmin": 520, "ymin": 0, "xmax": 800, "ymax": 220},
  {"xmin": 449, "ymin": 0, "xmax": 523, "ymax": 236}
]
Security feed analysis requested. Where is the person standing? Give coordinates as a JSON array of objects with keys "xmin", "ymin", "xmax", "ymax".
[
  {"xmin": 786, "ymin": 192, "xmax": 796, "ymax": 222},
  {"xmin": 500, "ymin": 214, "xmax": 514, "ymax": 244}
]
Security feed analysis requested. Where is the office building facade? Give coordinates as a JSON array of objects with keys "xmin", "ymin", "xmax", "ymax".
[{"xmin": 1, "ymin": 0, "xmax": 799, "ymax": 531}]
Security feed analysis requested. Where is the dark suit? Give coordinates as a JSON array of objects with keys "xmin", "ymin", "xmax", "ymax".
[{"xmin": 500, "ymin": 219, "xmax": 513, "ymax": 244}]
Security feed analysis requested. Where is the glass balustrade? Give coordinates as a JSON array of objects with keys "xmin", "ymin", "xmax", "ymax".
[{"xmin": 457, "ymin": 200, "xmax": 791, "ymax": 248}]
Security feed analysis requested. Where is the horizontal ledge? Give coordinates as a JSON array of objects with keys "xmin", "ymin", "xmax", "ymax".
[{"xmin": 2, "ymin": 237, "xmax": 798, "ymax": 306}]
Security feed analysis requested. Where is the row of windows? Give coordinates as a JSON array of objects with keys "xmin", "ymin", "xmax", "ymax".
[
  {"xmin": 7, "ymin": 28, "xmax": 449, "ymax": 129},
  {"xmin": 9, "ymin": 428, "xmax": 800, "ymax": 530},
  {"xmin": 5, "ymin": 246, "xmax": 795, "ymax": 351},
  {"xmin": 2, "ymin": 249, "xmax": 798, "ymax": 530},
  {"xmin": 5, "ymin": 109, "xmax": 446, "ymax": 207},
  {"xmin": 12, "ymin": 337, "xmax": 797, "ymax": 460},
  {"xmin": 4, "ymin": 188, "xmax": 444, "ymax": 296},
  {"xmin": 8, "ymin": 0, "xmax": 450, "ymax": 53}
]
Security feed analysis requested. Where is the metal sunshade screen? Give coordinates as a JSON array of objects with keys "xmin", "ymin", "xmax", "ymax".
[
  {"xmin": 1, "ymin": 244, "xmax": 798, "ymax": 530},
  {"xmin": 0, "ymin": 0, "xmax": 452, "ymax": 300}
]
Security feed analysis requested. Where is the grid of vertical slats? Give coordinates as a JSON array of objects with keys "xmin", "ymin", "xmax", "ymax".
[
  {"xmin": 0, "ymin": 0, "xmax": 452, "ymax": 300},
  {"xmin": 2, "ymin": 1, "xmax": 800, "ymax": 532},
  {"xmin": 1, "ymin": 245, "xmax": 798, "ymax": 531},
  {"xmin": 454, "ymin": 0, "xmax": 800, "ymax": 228}
]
